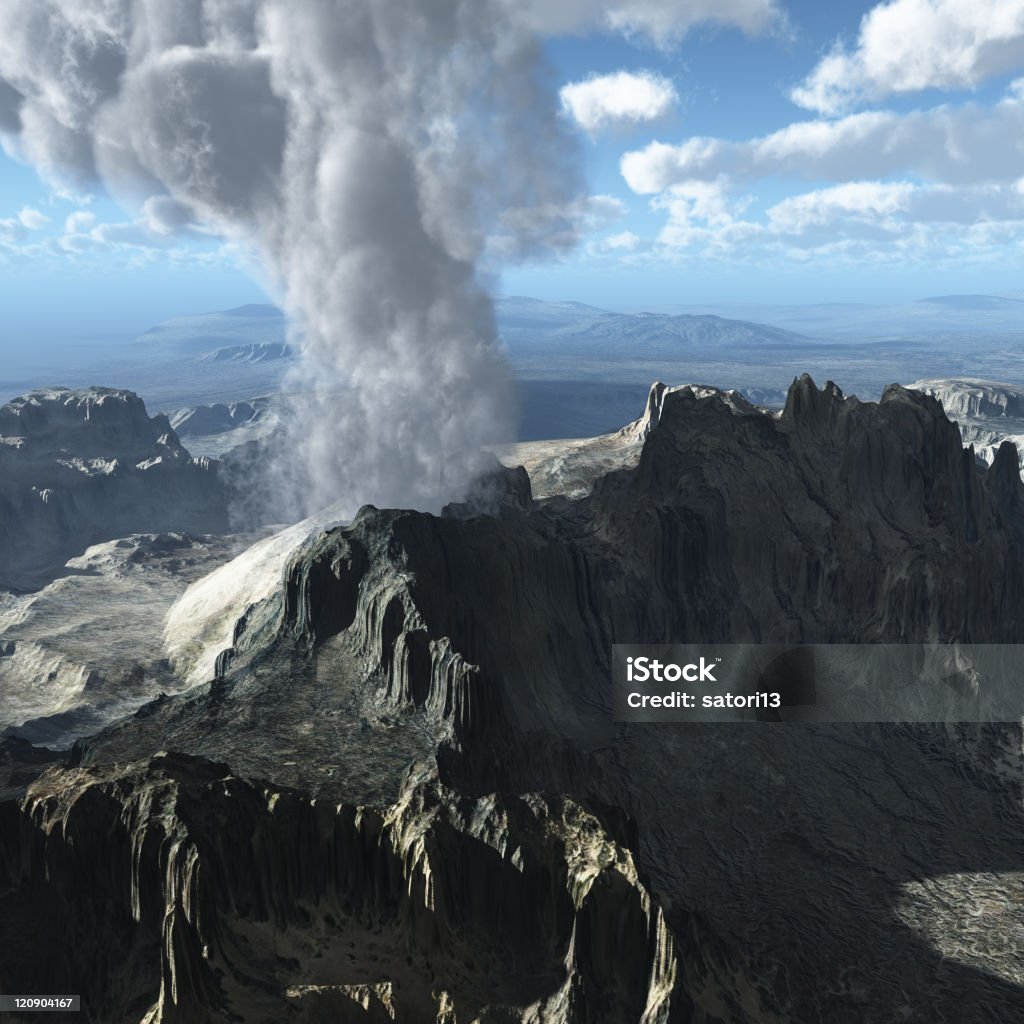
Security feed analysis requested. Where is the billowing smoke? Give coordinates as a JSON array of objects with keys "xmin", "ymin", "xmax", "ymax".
[{"xmin": 0, "ymin": 1, "xmax": 580, "ymax": 518}]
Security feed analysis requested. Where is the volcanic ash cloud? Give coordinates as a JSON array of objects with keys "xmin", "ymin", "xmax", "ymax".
[{"xmin": 0, "ymin": 0, "xmax": 581, "ymax": 518}]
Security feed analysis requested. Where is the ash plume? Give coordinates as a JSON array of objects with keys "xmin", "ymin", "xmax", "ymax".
[{"xmin": 0, "ymin": 1, "xmax": 581, "ymax": 519}]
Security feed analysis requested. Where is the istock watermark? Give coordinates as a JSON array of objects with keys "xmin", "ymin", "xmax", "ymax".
[{"xmin": 613, "ymin": 643, "xmax": 1024, "ymax": 723}]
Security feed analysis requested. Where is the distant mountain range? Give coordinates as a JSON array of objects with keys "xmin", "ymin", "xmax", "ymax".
[
  {"xmin": 652, "ymin": 294, "xmax": 1024, "ymax": 341},
  {"xmin": 138, "ymin": 297, "xmax": 815, "ymax": 359},
  {"xmin": 917, "ymin": 294, "xmax": 1024, "ymax": 310},
  {"xmin": 497, "ymin": 296, "xmax": 813, "ymax": 357},
  {"xmin": 134, "ymin": 293, "xmax": 1024, "ymax": 364},
  {"xmin": 139, "ymin": 304, "xmax": 287, "ymax": 356}
]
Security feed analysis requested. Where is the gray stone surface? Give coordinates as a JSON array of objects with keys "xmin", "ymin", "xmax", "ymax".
[{"xmin": 0, "ymin": 388, "xmax": 231, "ymax": 590}]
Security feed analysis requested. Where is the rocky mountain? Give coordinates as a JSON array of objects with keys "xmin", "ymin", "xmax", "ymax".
[
  {"xmin": 495, "ymin": 295, "xmax": 612, "ymax": 330},
  {"xmin": 4, "ymin": 376, "xmax": 1024, "ymax": 1021},
  {"xmin": 912, "ymin": 378, "xmax": 1024, "ymax": 473},
  {"xmin": 0, "ymin": 388, "xmax": 230, "ymax": 590},
  {"xmin": 200, "ymin": 342, "xmax": 293, "ymax": 363},
  {"xmin": 683, "ymin": 293, "xmax": 1024, "ymax": 341},
  {"xmin": 169, "ymin": 399, "xmax": 263, "ymax": 437}
]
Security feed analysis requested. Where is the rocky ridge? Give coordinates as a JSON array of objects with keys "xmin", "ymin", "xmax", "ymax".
[
  {"xmin": 0, "ymin": 388, "xmax": 231, "ymax": 591},
  {"xmin": 912, "ymin": 377, "xmax": 1024, "ymax": 474}
]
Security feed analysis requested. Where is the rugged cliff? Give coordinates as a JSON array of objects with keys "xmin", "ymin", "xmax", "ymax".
[
  {"xmin": 5, "ymin": 377, "xmax": 1024, "ymax": 1022},
  {"xmin": 1, "ymin": 752, "xmax": 686, "ymax": 1023},
  {"xmin": 0, "ymin": 388, "xmax": 230, "ymax": 590},
  {"xmin": 912, "ymin": 377, "xmax": 1024, "ymax": 473}
]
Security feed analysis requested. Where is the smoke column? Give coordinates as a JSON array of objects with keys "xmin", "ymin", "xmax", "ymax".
[{"xmin": 0, "ymin": 1, "xmax": 580, "ymax": 518}]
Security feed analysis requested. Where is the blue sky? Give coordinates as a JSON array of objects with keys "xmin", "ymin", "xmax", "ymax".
[
  {"xmin": 509, "ymin": 0, "xmax": 1024, "ymax": 307},
  {"xmin": 2, "ymin": 0, "xmax": 1024, "ymax": 358}
]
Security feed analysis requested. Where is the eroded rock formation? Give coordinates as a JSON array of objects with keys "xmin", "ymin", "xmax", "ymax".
[
  {"xmin": 1, "ymin": 753, "xmax": 685, "ymax": 1022},
  {"xmin": 0, "ymin": 388, "xmax": 230, "ymax": 590}
]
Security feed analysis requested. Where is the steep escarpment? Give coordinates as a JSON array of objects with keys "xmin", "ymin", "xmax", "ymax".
[
  {"xmin": 45, "ymin": 377, "xmax": 1024, "ymax": 1021},
  {"xmin": 0, "ymin": 388, "xmax": 230, "ymax": 590},
  {"xmin": 0, "ymin": 752, "xmax": 687, "ymax": 1023},
  {"xmin": 271, "ymin": 375, "xmax": 1024, "ymax": 749}
]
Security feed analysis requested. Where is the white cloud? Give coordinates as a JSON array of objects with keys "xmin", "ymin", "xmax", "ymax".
[
  {"xmin": 640, "ymin": 177, "xmax": 1024, "ymax": 264},
  {"xmin": 617, "ymin": 79, "xmax": 1024, "ymax": 265},
  {"xmin": 560, "ymin": 71, "xmax": 677, "ymax": 132},
  {"xmin": 17, "ymin": 206, "xmax": 49, "ymax": 229},
  {"xmin": 622, "ymin": 137, "xmax": 726, "ymax": 193},
  {"xmin": 792, "ymin": 0, "xmax": 1024, "ymax": 114},
  {"xmin": 0, "ymin": 198, "xmax": 241, "ymax": 268},
  {"xmin": 655, "ymin": 180, "xmax": 743, "ymax": 227},
  {"xmin": 767, "ymin": 181, "xmax": 915, "ymax": 232},
  {"xmin": 519, "ymin": 0, "xmax": 781, "ymax": 45},
  {"xmin": 603, "ymin": 230, "xmax": 641, "ymax": 250},
  {"xmin": 64, "ymin": 210, "xmax": 96, "ymax": 233},
  {"xmin": 651, "ymin": 179, "xmax": 761, "ymax": 249},
  {"xmin": 621, "ymin": 91, "xmax": 1024, "ymax": 193}
]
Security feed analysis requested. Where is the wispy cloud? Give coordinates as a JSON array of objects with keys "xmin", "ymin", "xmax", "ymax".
[{"xmin": 521, "ymin": 0, "xmax": 782, "ymax": 46}]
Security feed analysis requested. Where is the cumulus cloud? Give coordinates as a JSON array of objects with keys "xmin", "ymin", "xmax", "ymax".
[
  {"xmin": 792, "ymin": 0, "xmax": 1024, "ymax": 114},
  {"xmin": 17, "ymin": 206, "xmax": 48, "ymax": 229},
  {"xmin": 650, "ymin": 180, "xmax": 761, "ymax": 250},
  {"xmin": 520, "ymin": 0, "xmax": 781, "ymax": 45},
  {"xmin": 636, "ymin": 176, "xmax": 1024, "ymax": 263},
  {"xmin": 766, "ymin": 181, "xmax": 915, "ymax": 232},
  {"xmin": 0, "ymin": 0, "xmax": 583, "ymax": 521},
  {"xmin": 560, "ymin": 70, "xmax": 677, "ymax": 132},
  {"xmin": 615, "ymin": 66, "xmax": 1024, "ymax": 267},
  {"xmin": 621, "ymin": 90, "xmax": 1024, "ymax": 192},
  {"xmin": 63, "ymin": 209, "xmax": 95, "ymax": 234}
]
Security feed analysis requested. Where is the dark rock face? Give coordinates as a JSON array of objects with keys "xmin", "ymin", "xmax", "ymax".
[
  {"xmin": 7, "ymin": 377, "xmax": 1024, "ymax": 1021},
  {"xmin": 0, "ymin": 388, "xmax": 230, "ymax": 590},
  {"xmin": 0, "ymin": 753, "xmax": 684, "ymax": 1022},
  {"xmin": 0, "ymin": 737, "xmax": 62, "ymax": 800}
]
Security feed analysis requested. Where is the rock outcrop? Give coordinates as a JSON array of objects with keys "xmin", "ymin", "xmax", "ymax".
[
  {"xmin": 912, "ymin": 377, "xmax": 1024, "ymax": 475},
  {"xmin": 0, "ymin": 388, "xmax": 230, "ymax": 590},
  {"xmin": 168, "ymin": 400, "xmax": 264, "ymax": 438},
  {"xmin": 0, "ymin": 753, "xmax": 686, "ymax": 1023}
]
